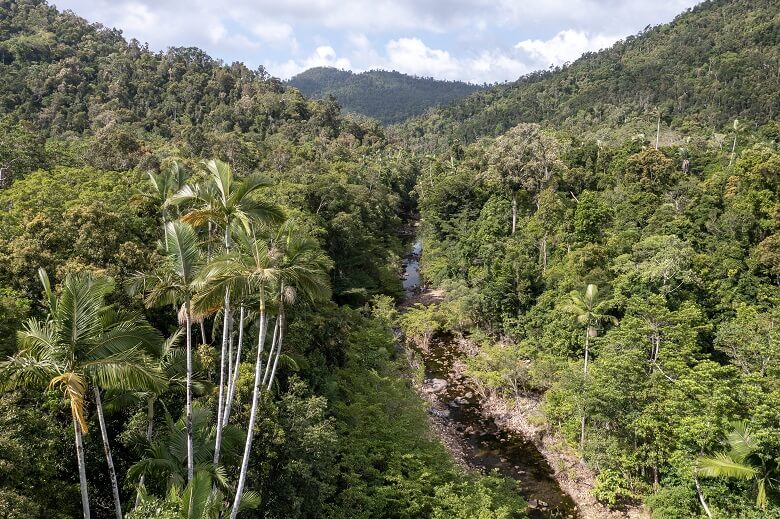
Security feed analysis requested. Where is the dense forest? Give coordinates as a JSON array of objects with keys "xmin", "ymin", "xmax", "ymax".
[
  {"xmin": 0, "ymin": 1, "xmax": 526, "ymax": 518},
  {"xmin": 288, "ymin": 67, "xmax": 482, "ymax": 125},
  {"xmin": 399, "ymin": 0, "xmax": 780, "ymax": 152},
  {"xmin": 3, "ymin": 0, "xmax": 780, "ymax": 518}
]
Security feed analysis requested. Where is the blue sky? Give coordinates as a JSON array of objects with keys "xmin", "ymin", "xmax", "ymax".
[{"xmin": 52, "ymin": 0, "xmax": 702, "ymax": 84}]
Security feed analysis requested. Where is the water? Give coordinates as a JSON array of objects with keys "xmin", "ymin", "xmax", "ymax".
[
  {"xmin": 403, "ymin": 239, "xmax": 578, "ymax": 519},
  {"xmin": 402, "ymin": 240, "xmax": 422, "ymax": 296}
]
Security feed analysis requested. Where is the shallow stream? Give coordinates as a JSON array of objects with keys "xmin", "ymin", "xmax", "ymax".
[{"xmin": 402, "ymin": 240, "xmax": 578, "ymax": 519}]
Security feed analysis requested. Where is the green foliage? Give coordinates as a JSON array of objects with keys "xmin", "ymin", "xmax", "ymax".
[
  {"xmin": 288, "ymin": 67, "xmax": 482, "ymax": 124},
  {"xmin": 402, "ymin": 0, "xmax": 780, "ymax": 149}
]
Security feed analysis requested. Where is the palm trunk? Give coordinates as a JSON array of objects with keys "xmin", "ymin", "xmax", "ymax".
[
  {"xmin": 200, "ymin": 321, "xmax": 207, "ymax": 345},
  {"xmin": 580, "ymin": 330, "xmax": 590, "ymax": 453},
  {"xmin": 261, "ymin": 317, "xmax": 280, "ymax": 388},
  {"xmin": 185, "ymin": 301, "xmax": 194, "ymax": 483},
  {"xmin": 222, "ymin": 306, "xmax": 245, "ymax": 426},
  {"xmin": 73, "ymin": 416, "xmax": 91, "ymax": 519},
  {"xmin": 135, "ymin": 397, "xmax": 155, "ymax": 508},
  {"xmin": 230, "ymin": 307, "xmax": 269, "ymax": 519},
  {"xmin": 729, "ymin": 135, "xmax": 737, "ymax": 166},
  {"xmin": 694, "ymin": 474, "xmax": 713, "ymax": 519},
  {"xmin": 214, "ymin": 225, "xmax": 233, "ymax": 465},
  {"xmin": 213, "ymin": 288, "xmax": 230, "ymax": 465},
  {"xmin": 94, "ymin": 388, "xmax": 123, "ymax": 519},
  {"xmin": 266, "ymin": 310, "xmax": 285, "ymax": 391},
  {"xmin": 511, "ymin": 191, "xmax": 517, "ymax": 235}
]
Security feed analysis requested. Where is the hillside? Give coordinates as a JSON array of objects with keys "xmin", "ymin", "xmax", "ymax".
[
  {"xmin": 0, "ymin": 3, "xmax": 531, "ymax": 519},
  {"xmin": 288, "ymin": 67, "xmax": 482, "ymax": 124},
  {"xmin": 401, "ymin": 0, "xmax": 780, "ymax": 149}
]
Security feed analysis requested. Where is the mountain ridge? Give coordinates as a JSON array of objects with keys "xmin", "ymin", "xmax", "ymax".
[{"xmin": 287, "ymin": 66, "xmax": 483, "ymax": 124}]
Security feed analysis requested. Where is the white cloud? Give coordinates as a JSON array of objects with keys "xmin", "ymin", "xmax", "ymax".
[
  {"xmin": 51, "ymin": 0, "xmax": 703, "ymax": 82},
  {"xmin": 252, "ymin": 20, "xmax": 298, "ymax": 50},
  {"xmin": 515, "ymin": 29, "xmax": 619, "ymax": 66},
  {"xmin": 273, "ymin": 45, "xmax": 352, "ymax": 78},
  {"xmin": 385, "ymin": 38, "xmax": 460, "ymax": 79}
]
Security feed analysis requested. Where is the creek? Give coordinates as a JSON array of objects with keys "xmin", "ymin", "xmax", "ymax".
[{"xmin": 402, "ymin": 239, "xmax": 579, "ymax": 519}]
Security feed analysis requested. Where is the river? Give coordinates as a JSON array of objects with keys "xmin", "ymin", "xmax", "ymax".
[{"xmin": 402, "ymin": 239, "xmax": 579, "ymax": 519}]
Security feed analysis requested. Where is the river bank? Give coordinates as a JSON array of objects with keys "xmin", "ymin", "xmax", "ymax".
[{"xmin": 399, "ymin": 238, "xmax": 650, "ymax": 519}]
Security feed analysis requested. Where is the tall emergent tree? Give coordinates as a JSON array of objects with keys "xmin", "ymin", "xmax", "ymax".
[
  {"xmin": 172, "ymin": 158, "xmax": 283, "ymax": 466},
  {"xmin": 1, "ymin": 269, "xmax": 164, "ymax": 519},
  {"xmin": 484, "ymin": 122, "xmax": 561, "ymax": 234},
  {"xmin": 136, "ymin": 221, "xmax": 203, "ymax": 483},
  {"xmin": 562, "ymin": 283, "xmax": 617, "ymax": 452}
]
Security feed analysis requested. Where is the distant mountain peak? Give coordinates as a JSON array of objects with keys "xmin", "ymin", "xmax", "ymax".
[{"xmin": 287, "ymin": 67, "xmax": 483, "ymax": 124}]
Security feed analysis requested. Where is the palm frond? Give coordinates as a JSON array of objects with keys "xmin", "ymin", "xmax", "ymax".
[{"xmin": 697, "ymin": 452, "xmax": 757, "ymax": 480}]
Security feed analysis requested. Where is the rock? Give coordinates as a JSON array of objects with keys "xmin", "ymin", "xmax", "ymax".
[
  {"xmin": 428, "ymin": 408, "xmax": 450, "ymax": 419},
  {"xmin": 423, "ymin": 378, "xmax": 448, "ymax": 393}
]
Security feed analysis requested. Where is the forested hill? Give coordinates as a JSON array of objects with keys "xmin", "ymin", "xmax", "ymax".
[
  {"xmin": 0, "ymin": 2, "xmax": 535, "ymax": 518},
  {"xmin": 401, "ymin": 0, "xmax": 780, "ymax": 150},
  {"xmin": 288, "ymin": 67, "xmax": 483, "ymax": 124}
]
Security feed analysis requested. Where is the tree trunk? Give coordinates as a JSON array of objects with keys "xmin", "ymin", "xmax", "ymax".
[
  {"xmin": 185, "ymin": 301, "xmax": 194, "ymax": 483},
  {"xmin": 213, "ymin": 287, "xmax": 230, "ymax": 465},
  {"xmin": 230, "ymin": 308, "xmax": 269, "ymax": 519},
  {"xmin": 135, "ymin": 397, "xmax": 155, "ymax": 508},
  {"xmin": 262, "ymin": 317, "xmax": 280, "ymax": 388},
  {"xmin": 580, "ymin": 330, "xmax": 590, "ymax": 453},
  {"xmin": 214, "ymin": 225, "xmax": 233, "ymax": 465},
  {"xmin": 267, "ymin": 310, "xmax": 285, "ymax": 391},
  {"xmin": 694, "ymin": 474, "xmax": 713, "ymax": 519},
  {"xmin": 223, "ymin": 305, "xmax": 245, "ymax": 426},
  {"xmin": 73, "ymin": 416, "xmax": 91, "ymax": 519},
  {"xmin": 729, "ymin": 135, "xmax": 737, "ymax": 166},
  {"xmin": 511, "ymin": 191, "xmax": 517, "ymax": 235},
  {"xmin": 200, "ymin": 321, "xmax": 207, "ymax": 346},
  {"xmin": 94, "ymin": 388, "xmax": 123, "ymax": 519}
]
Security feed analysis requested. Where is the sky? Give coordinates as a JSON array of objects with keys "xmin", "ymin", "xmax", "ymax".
[{"xmin": 52, "ymin": 0, "xmax": 702, "ymax": 84}]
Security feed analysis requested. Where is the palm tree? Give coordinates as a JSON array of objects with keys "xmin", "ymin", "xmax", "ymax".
[
  {"xmin": 561, "ymin": 283, "xmax": 617, "ymax": 452},
  {"xmin": 136, "ymin": 470, "xmax": 259, "ymax": 519},
  {"xmin": 697, "ymin": 421, "xmax": 774, "ymax": 509},
  {"xmin": 130, "ymin": 407, "xmax": 257, "ymax": 519},
  {"xmin": 172, "ymin": 158, "xmax": 284, "ymax": 466},
  {"xmin": 1, "ymin": 269, "xmax": 164, "ymax": 519},
  {"xmin": 135, "ymin": 161, "xmax": 190, "ymax": 249},
  {"xmin": 129, "ymin": 406, "xmax": 243, "ymax": 493},
  {"xmin": 263, "ymin": 224, "xmax": 332, "ymax": 392},
  {"xmin": 192, "ymin": 225, "xmax": 279, "ymax": 519},
  {"xmin": 135, "ymin": 221, "xmax": 203, "ymax": 483}
]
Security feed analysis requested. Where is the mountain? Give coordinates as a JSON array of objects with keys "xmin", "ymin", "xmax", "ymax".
[
  {"xmin": 288, "ymin": 67, "xmax": 483, "ymax": 124},
  {"xmin": 403, "ymin": 0, "xmax": 780, "ymax": 149}
]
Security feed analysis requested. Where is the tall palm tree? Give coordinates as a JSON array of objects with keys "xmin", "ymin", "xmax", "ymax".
[
  {"xmin": 1, "ymin": 269, "xmax": 164, "ymax": 519},
  {"xmin": 192, "ymin": 226, "xmax": 279, "ymax": 519},
  {"xmin": 697, "ymin": 421, "xmax": 774, "ymax": 509},
  {"xmin": 135, "ymin": 221, "xmax": 203, "ymax": 483},
  {"xmin": 561, "ymin": 283, "xmax": 617, "ymax": 452},
  {"xmin": 172, "ymin": 158, "xmax": 284, "ymax": 466},
  {"xmin": 135, "ymin": 162, "xmax": 190, "ymax": 250},
  {"xmin": 263, "ymin": 224, "xmax": 332, "ymax": 392}
]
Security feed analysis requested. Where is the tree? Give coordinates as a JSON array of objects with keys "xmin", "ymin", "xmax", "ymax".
[
  {"xmin": 172, "ymin": 158, "xmax": 284, "ymax": 466},
  {"xmin": 193, "ymin": 225, "xmax": 278, "ymax": 519},
  {"xmin": 263, "ymin": 223, "xmax": 331, "ymax": 392},
  {"xmin": 697, "ymin": 421, "xmax": 774, "ymax": 509},
  {"xmin": 135, "ymin": 162, "xmax": 190, "ymax": 249},
  {"xmin": 483, "ymin": 123, "xmax": 562, "ymax": 234},
  {"xmin": 561, "ymin": 283, "xmax": 617, "ymax": 452},
  {"xmin": 136, "ymin": 222, "xmax": 203, "ymax": 484},
  {"xmin": 1, "ymin": 269, "xmax": 163, "ymax": 519}
]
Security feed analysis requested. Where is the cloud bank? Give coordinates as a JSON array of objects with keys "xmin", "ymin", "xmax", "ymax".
[{"xmin": 52, "ymin": 0, "xmax": 701, "ymax": 83}]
